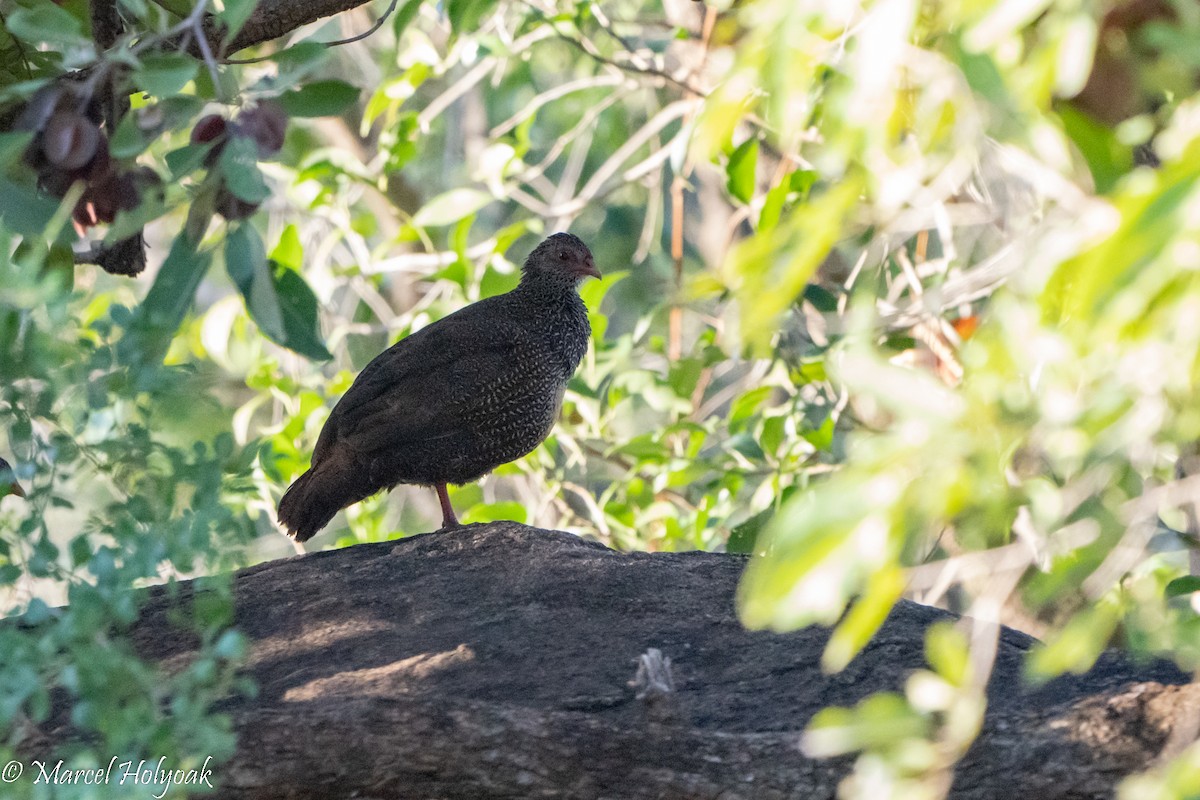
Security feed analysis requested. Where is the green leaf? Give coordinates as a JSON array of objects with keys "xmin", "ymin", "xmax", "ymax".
[
  {"xmin": 480, "ymin": 262, "xmax": 520, "ymax": 299},
  {"xmin": 728, "ymin": 507, "xmax": 772, "ymax": 554},
  {"xmin": 822, "ymin": 565, "xmax": 904, "ymax": 672},
  {"xmin": 272, "ymin": 265, "xmax": 333, "ymax": 361},
  {"xmin": 446, "ymin": 0, "xmax": 498, "ymax": 34},
  {"xmin": 270, "ymin": 224, "xmax": 303, "ymax": 271},
  {"xmin": 802, "ymin": 283, "xmax": 838, "ymax": 312},
  {"xmin": 227, "ymin": 225, "xmax": 331, "ymax": 361},
  {"xmin": 109, "ymin": 114, "xmax": 151, "ymax": 159},
  {"xmin": 277, "ymin": 80, "xmax": 360, "ymax": 118},
  {"xmin": 0, "ymin": 178, "xmax": 61, "ymax": 239},
  {"xmin": 759, "ymin": 415, "xmax": 787, "ymax": 454},
  {"xmin": 185, "ymin": 178, "xmax": 217, "ymax": 244},
  {"xmin": 758, "ymin": 181, "xmax": 789, "ymax": 232},
  {"xmin": 6, "ymin": 6, "xmax": 88, "ymax": 47},
  {"xmin": 392, "ymin": 0, "xmax": 425, "ymax": 39},
  {"xmin": 1044, "ymin": 145, "xmax": 1200, "ymax": 327},
  {"xmin": 579, "ymin": 269, "xmax": 627, "ymax": 313},
  {"xmin": 148, "ymin": 0, "xmax": 194, "ymax": 17},
  {"xmin": 728, "ymin": 177, "xmax": 862, "ymax": 353},
  {"xmin": 123, "ymin": 235, "xmax": 212, "ymax": 364},
  {"xmin": 462, "ymin": 501, "xmax": 527, "ymax": 524},
  {"xmin": 1165, "ymin": 576, "xmax": 1200, "ymax": 599},
  {"xmin": 268, "ymin": 41, "xmax": 330, "ymax": 83},
  {"xmin": 166, "ymin": 143, "xmax": 212, "ymax": 178},
  {"xmin": 1058, "ymin": 104, "xmax": 1132, "ymax": 195},
  {"xmin": 726, "ymin": 138, "xmax": 758, "ymax": 204},
  {"xmin": 227, "ymin": 224, "xmax": 281, "ymax": 340},
  {"xmin": 801, "ymin": 415, "xmax": 834, "ymax": 451},
  {"xmin": 133, "ymin": 53, "xmax": 199, "ymax": 98},
  {"xmin": 1026, "ymin": 598, "xmax": 1121, "ymax": 681},
  {"xmin": 730, "ymin": 386, "xmax": 773, "ymax": 426},
  {"xmin": 924, "ymin": 622, "xmax": 970, "ymax": 687},
  {"xmin": 413, "ymin": 188, "xmax": 494, "ymax": 227},
  {"xmin": 218, "ymin": 136, "xmax": 270, "ymax": 203},
  {"xmin": 0, "ymin": 131, "xmax": 34, "ymax": 169},
  {"xmin": 118, "ymin": 0, "xmax": 150, "ymax": 18},
  {"xmin": 803, "ymin": 693, "xmax": 929, "ymax": 757},
  {"xmin": 216, "ymin": 0, "xmax": 259, "ymax": 44},
  {"xmin": 581, "ymin": 269, "xmax": 628, "ymax": 338}
]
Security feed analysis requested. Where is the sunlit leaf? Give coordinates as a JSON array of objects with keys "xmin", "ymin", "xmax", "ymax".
[
  {"xmin": 823, "ymin": 564, "xmax": 905, "ymax": 672},
  {"xmin": 726, "ymin": 178, "xmax": 862, "ymax": 353},
  {"xmin": 412, "ymin": 188, "xmax": 494, "ymax": 227},
  {"xmin": 726, "ymin": 138, "xmax": 758, "ymax": 204}
]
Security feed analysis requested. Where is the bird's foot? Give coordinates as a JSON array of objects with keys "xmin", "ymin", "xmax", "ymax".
[{"xmin": 435, "ymin": 484, "xmax": 459, "ymax": 530}]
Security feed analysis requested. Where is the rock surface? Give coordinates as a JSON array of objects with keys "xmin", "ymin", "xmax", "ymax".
[{"xmin": 120, "ymin": 523, "xmax": 1196, "ymax": 799}]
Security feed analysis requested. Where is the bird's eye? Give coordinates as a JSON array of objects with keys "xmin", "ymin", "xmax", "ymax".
[{"xmin": 558, "ymin": 251, "xmax": 568, "ymax": 260}]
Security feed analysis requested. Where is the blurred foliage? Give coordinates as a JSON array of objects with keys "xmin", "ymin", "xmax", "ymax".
[{"xmin": 2, "ymin": 0, "xmax": 1200, "ymax": 796}]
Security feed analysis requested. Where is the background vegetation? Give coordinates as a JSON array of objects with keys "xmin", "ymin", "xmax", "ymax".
[{"xmin": 2, "ymin": 0, "xmax": 1200, "ymax": 796}]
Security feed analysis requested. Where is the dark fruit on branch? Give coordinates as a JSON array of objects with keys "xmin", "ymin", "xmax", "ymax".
[
  {"xmin": 41, "ymin": 112, "xmax": 100, "ymax": 171},
  {"xmin": 192, "ymin": 114, "xmax": 230, "ymax": 168},
  {"xmin": 237, "ymin": 101, "xmax": 288, "ymax": 157},
  {"xmin": 191, "ymin": 114, "xmax": 228, "ymax": 144},
  {"xmin": 215, "ymin": 186, "xmax": 259, "ymax": 220}
]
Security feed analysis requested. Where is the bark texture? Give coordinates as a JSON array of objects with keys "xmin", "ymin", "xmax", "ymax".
[
  {"xmin": 118, "ymin": 523, "xmax": 1197, "ymax": 798},
  {"xmin": 217, "ymin": 0, "xmax": 377, "ymax": 54}
]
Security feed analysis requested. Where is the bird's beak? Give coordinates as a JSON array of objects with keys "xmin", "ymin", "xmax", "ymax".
[
  {"xmin": 8, "ymin": 481, "xmax": 24, "ymax": 499},
  {"xmin": 578, "ymin": 256, "xmax": 601, "ymax": 280}
]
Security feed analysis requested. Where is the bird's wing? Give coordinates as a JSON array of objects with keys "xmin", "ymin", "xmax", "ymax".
[{"xmin": 312, "ymin": 305, "xmax": 534, "ymax": 460}]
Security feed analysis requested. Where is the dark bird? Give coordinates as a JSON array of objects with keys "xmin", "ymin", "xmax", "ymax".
[
  {"xmin": 278, "ymin": 232, "xmax": 600, "ymax": 541},
  {"xmin": 0, "ymin": 457, "xmax": 25, "ymax": 499}
]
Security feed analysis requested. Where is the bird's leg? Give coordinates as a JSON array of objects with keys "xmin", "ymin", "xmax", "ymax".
[{"xmin": 435, "ymin": 483, "xmax": 459, "ymax": 529}]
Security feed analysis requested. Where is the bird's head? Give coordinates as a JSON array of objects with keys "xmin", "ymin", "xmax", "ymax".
[{"xmin": 522, "ymin": 232, "xmax": 600, "ymax": 285}]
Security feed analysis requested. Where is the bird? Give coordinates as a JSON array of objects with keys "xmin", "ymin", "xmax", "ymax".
[
  {"xmin": 277, "ymin": 232, "xmax": 600, "ymax": 541},
  {"xmin": 0, "ymin": 457, "xmax": 25, "ymax": 499}
]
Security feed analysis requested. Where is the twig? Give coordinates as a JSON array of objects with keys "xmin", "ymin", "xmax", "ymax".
[
  {"xmin": 490, "ymin": 74, "xmax": 626, "ymax": 138},
  {"xmin": 633, "ymin": 165, "xmax": 662, "ymax": 263},
  {"xmin": 556, "ymin": 98, "xmax": 698, "ymax": 216},
  {"xmin": 509, "ymin": 90, "xmax": 628, "ymax": 187},
  {"xmin": 876, "ymin": 242, "xmax": 1021, "ymax": 330},
  {"xmin": 364, "ymin": 237, "xmax": 499, "ymax": 274},
  {"xmin": 668, "ymin": 174, "xmax": 684, "ymax": 360},
  {"xmin": 417, "ymin": 27, "xmax": 555, "ymax": 132},
  {"xmin": 548, "ymin": 118, "xmax": 596, "ymax": 231},
  {"xmin": 906, "ymin": 542, "xmax": 1032, "ymax": 593}
]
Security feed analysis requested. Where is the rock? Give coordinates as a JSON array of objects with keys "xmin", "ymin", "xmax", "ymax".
[{"xmin": 108, "ymin": 522, "xmax": 1197, "ymax": 799}]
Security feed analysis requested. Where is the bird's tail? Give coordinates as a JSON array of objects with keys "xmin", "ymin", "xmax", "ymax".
[{"xmin": 278, "ymin": 463, "xmax": 349, "ymax": 542}]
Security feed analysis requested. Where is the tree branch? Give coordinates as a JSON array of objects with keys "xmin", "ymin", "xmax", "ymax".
[{"xmin": 213, "ymin": 0, "xmax": 379, "ymax": 55}]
